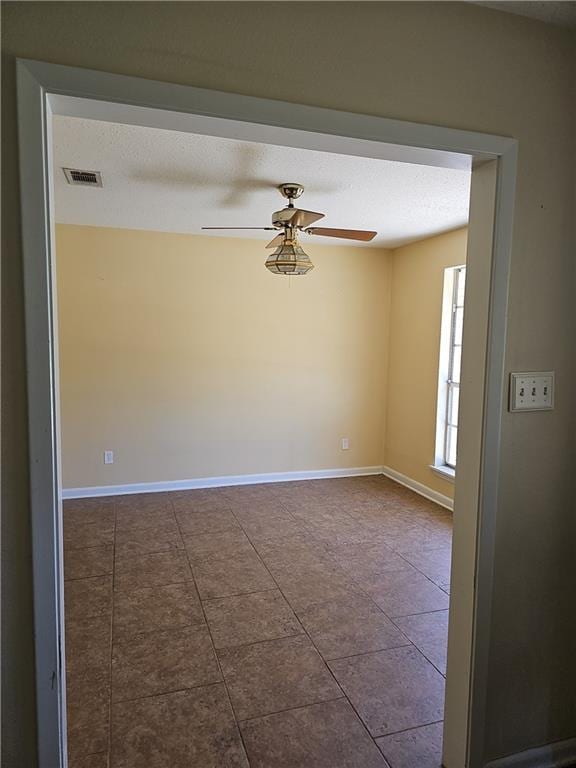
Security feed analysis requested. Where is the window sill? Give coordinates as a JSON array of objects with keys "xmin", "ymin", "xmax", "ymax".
[{"xmin": 430, "ymin": 464, "xmax": 456, "ymax": 483}]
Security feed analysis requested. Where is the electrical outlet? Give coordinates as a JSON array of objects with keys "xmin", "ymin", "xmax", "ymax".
[
  {"xmin": 341, "ymin": 437, "xmax": 350, "ymax": 450},
  {"xmin": 509, "ymin": 372, "xmax": 554, "ymax": 412},
  {"xmin": 104, "ymin": 450, "xmax": 114, "ymax": 465}
]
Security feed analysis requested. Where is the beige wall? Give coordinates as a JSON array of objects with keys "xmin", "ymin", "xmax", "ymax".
[
  {"xmin": 385, "ymin": 228, "xmax": 468, "ymax": 500},
  {"xmin": 56, "ymin": 224, "xmax": 466, "ymax": 496},
  {"xmin": 3, "ymin": 4, "xmax": 574, "ymax": 766},
  {"xmin": 56, "ymin": 225, "xmax": 392, "ymax": 487}
]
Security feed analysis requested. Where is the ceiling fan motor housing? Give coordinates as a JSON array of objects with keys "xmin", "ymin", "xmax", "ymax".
[
  {"xmin": 278, "ymin": 183, "xmax": 305, "ymax": 201},
  {"xmin": 272, "ymin": 208, "xmax": 301, "ymax": 228}
]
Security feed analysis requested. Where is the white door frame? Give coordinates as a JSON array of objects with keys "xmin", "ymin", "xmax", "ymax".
[{"xmin": 16, "ymin": 57, "xmax": 517, "ymax": 768}]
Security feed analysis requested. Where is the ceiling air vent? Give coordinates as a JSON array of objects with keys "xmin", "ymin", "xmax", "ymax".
[{"xmin": 63, "ymin": 168, "xmax": 103, "ymax": 187}]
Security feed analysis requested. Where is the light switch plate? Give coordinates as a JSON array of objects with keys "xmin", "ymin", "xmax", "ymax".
[{"xmin": 509, "ymin": 372, "xmax": 554, "ymax": 412}]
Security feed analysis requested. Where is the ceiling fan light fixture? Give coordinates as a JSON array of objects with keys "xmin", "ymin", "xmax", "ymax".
[{"xmin": 265, "ymin": 240, "xmax": 314, "ymax": 275}]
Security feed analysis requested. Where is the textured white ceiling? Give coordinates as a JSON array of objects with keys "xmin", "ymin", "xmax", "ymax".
[{"xmin": 52, "ymin": 116, "xmax": 471, "ymax": 249}]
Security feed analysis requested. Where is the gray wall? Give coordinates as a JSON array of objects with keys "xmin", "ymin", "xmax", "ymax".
[{"xmin": 2, "ymin": 3, "xmax": 575, "ymax": 765}]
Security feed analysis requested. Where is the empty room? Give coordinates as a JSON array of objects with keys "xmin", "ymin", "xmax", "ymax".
[
  {"xmin": 4, "ymin": 5, "xmax": 575, "ymax": 768},
  {"xmin": 55, "ymin": 114, "xmax": 471, "ymax": 767}
]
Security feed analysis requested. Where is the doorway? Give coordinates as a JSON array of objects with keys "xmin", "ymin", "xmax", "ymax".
[{"xmin": 16, "ymin": 57, "xmax": 517, "ymax": 768}]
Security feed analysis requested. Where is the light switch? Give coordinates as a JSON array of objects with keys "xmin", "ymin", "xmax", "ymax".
[{"xmin": 509, "ymin": 372, "xmax": 554, "ymax": 412}]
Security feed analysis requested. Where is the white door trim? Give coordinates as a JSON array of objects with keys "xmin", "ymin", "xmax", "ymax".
[{"xmin": 16, "ymin": 57, "xmax": 517, "ymax": 768}]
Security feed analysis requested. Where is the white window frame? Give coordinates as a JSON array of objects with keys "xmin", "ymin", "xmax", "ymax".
[{"xmin": 433, "ymin": 265, "xmax": 466, "ymax": 480}]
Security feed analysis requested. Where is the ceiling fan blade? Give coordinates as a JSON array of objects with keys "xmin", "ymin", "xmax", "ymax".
[
  {"xmin": 305, "ymin": 227, "xmax": 377, "ymax": 242},
  {"xmin": 265, "ymin": 234, "xmax": 285, "ymax": 249},
  {"xmin": 201, "ymin": 226, "xmax": 277, "ymax": 231}
]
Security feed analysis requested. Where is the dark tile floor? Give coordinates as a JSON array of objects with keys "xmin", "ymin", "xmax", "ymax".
[{"xmin": 64, "ymin": 475, "xmax": 452, "ymax": 768}]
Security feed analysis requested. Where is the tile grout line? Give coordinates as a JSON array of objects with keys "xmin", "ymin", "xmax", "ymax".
[
  {"xmin": 228, "ymin": 504, "xmax": 376, "ymax": 746},
  {"xmin": 392, "ymin": 547, "xmax": 453, "ymax": 590},
  {"xmin": 110, "ymin": 679, "xmax": 230, "ymax": 707},
  {"xmin": 237, "ymin": 695, "xmax": 347, "ymax": 725},
  {"xmin": 374, "ymin": 717, "xmax": 445, "ymax": 741},
  {"xmin": 106, "ymin": 498, "xmax": 118, "ymax": 767},
  {"xmin": 109, "ymin": 500, "xmax": 181, "ymax": 759},
  {"xmin": 200, "ymin": 586, "xmax": 279, "ymax": 603},
  {"xmin": 172, "ymin": 497, "xmax": 253, "ymax": 768},
  {"xmin": 321, "ymin": 641, "xmax": 414, "ymax": 665},
  {"xmin": 210, "ymin": 629, "xmax": 306, "ymax": 654},
  {"xmin": 232, "ymin": 501, "xmax": 448, "ymax": 753}
]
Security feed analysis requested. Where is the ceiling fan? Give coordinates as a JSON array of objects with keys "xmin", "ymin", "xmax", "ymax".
[{"xmin": 202, "ymin": 183, "xmax": 377, "ymax": 275}]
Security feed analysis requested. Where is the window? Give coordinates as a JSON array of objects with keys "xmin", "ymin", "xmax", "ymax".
[{"xmin": 434, "ymin": 265, "xmax": 466, "ymax": 477}]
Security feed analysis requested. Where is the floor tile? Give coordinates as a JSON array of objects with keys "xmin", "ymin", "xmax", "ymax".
[
  {"xmin": 376, "ymin": 721, "xmax": 444, "ymax": 768},
  {"xmin": 114, "ymin": 492, "xmax": 173, "ymax": 513},
  {"xmin": 113, "ymin": 582, "xmax": 204, "ymax": 640},
  {"xmin": 192, "ymin": 551, "xmax": 275, "ymax": 599},
  {"xmin": 114, "ymin": 507, "xmax": 174, "ymax": 533},
  {"xmin": 329, "ymin": 646, "xmax": 445, "ymax": 736},
  {"xmin": 400, "ymin": 547, "xmax": 452, "ymax": 587},
  {"xmin": 110, "ymin": 683, "xmax": 248, "ymax": 767},
  {"xmin": 219, "ymin": 634, "xmax": 342, "ymax": 720},
  {"xmin": 176, "ymin": 508, "xmax": 240, "ymax": 536},
  {"xmin": 183, "ymin": 528, "xmax": 254, "ymax": 563},
  {"xmin": 221, "ymin": 485, "xmax": 277, "ymax": 503},
  {"xmin": 240, "ymin": 516, "xmax": 304, "ymax": 544},
  {"xmin": 172, "ymin": 494, "xmax": 230, "ymax": 515},
  {"xmin": 114, "ymin": 550, "xmax": 191, "ymax": 591},
  {"xmin": 64, "ymin": 497, "xmax": 115, "ymax": 526},
  {"xmin": 253, "ymin": 533, "xmax": 334, "ymax": 570},
  {"xmin": 308, "ymin": 518, "xmax": 375, "ymax": 547},
  {"xmin": 65, "ymin": 576, "xmax": 112, "ymax": 621},
  {"xmin": 66, "ymin": 613, "xmax": 111, "ymax": 681},
  {"xmin": 67, "ymin": 675, "xmax": 110, "ymax": 759},
  {"xmin": 296, "ymin": 596, "xmax": 409, "ymax": 660},
  {"xmin": 358, "ymin": 569, "xmax": 449, "ymax": 618},
  {"xmin": 233, "ymin": 506, "xmax": 295, "ymax": 525},
  {"xmin": 204, "ymin": 589, "xmax": 302, "ymax": 649},
  {"xmin": 330, "ymin": 541, "xmax": 413, "ymax": 579},
  {"xmin": 68, "ymin": 753, "xmax": 108, "ymax": 768},
  {"xmin": 291, "ymin": 505, "xmax": 354, "ymax": 525},
  {"xmin": 270, "ymin": 562, "xmax": 365, "ymax": 611},
  {"xmin": 64, "ymin": 519, "xmax": 115, "ymax": 551},
  {"xmin": 241, "ymin": 698, "xmax": 390, "ymax": 768},
  {"xmin": 112, "ymin": 625, "xmax": 221, "ymax": 701},
  {"xmin": 114, "ymin": 521, "xmax": 183, "ymax": 557},
  {"xmin": 64, "ymin": 477, "xmax": 453, "ymax": 768},
  {"xmin": 393, "ymin": 611, "xmax": 449, "ymax": 674},
  {"xmin": 416, "ymin": 513, "xmax": 453, "ymax": 534},
  {"xmin": 385, "ymin": 528, "xmax": 452, "ymax": 555},
  {"xmin": 65, "ymin": 545, "xmax": 113, "ymax": 580}
]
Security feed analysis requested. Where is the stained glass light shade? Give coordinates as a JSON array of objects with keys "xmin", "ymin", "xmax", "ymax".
[{"xmin": 265, "ymin": 240, "xmax": 314, "ymax": 275}]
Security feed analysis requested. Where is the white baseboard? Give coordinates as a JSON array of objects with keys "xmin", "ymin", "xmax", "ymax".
[
  {"xmin": 62, "ymin": 465, "xmax": 385, "ymax": 499},
  {"xmin": 484, "ymin": 737, "xmax": 576, "ymax": 768},
  {"xmin": 381, "ymin": 465, "xmax": 454, "ymax": 511}
]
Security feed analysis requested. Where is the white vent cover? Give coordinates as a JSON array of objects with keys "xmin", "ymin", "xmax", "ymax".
[{"xmin": 63, "ymin": 168, "xmax": 103, "ymax": 187}]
